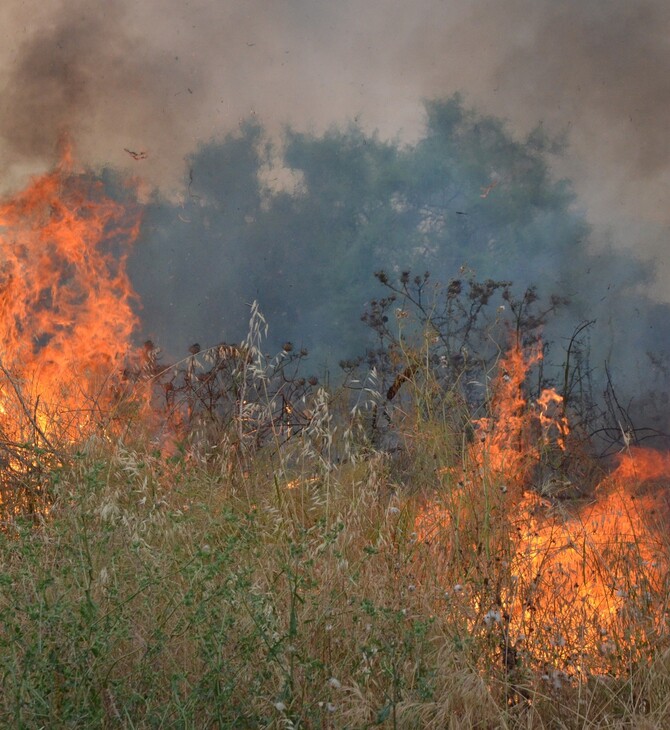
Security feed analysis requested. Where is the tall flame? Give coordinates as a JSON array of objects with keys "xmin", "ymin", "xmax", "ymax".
[
  {"xmin": 0, "ymin": 152, "xmax": 141, "ymax": 447},
  {"xmin": 416, "ymin": 341, "xmax": 670, "ymax": 678}
]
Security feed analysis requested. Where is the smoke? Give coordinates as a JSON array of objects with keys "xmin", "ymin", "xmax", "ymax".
[
  {"xmin": 0, "ymin": 0, "xmax": 669, "ymax": 295},
  {"xmin": 0, "ymin": 0, "xmax": 210, "ymax": 194},
  {"xmin": 417, "ymin": 0, "xmax": 670, "ymax": 299}
]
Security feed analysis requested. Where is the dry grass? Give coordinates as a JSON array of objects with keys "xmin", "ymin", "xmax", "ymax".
[
  {"xmin": 0, "ymin": 384, "xmax": 668, "ymax": 730},
  {"xmin": 0, "ymin": 315, "xmax": 668, "ymax": 729}
]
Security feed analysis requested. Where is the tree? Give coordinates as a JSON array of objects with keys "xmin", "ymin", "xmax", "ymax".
[{"xmin": 129, "ymin": 95, "xmax": 657, "ymax": 388}]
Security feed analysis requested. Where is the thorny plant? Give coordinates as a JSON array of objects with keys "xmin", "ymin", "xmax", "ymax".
[
  {"xmin": 0, "ymin": 299, "xmax": 356, "ymax": 521},
  {"xmin": 341, "ymin": 270, "xmax": 569, "ymax": 446},
  {"xmin": 345, "ymin": 270, "xmax": 664, "ymax": 459},
  {"xmin": 0, "ymin": 275, "xmax": 663, "ymax": 523},
  {"xmin": 132, "ymin": 301, "xmax": 325, "ymax": 465}
]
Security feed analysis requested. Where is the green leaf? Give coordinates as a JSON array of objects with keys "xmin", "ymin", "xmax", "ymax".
[{"xmin": 376, "ymin": 703, "xmax": 392, "ymax": 724}]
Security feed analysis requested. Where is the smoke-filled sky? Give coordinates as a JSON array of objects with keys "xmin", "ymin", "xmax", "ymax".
[{"xmin": 1, "ymin": 0, "xmax": 669, "ymax": 300}]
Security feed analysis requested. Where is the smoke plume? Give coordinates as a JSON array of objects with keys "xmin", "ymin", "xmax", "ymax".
[{"xmin": 1, "ymin": 0, "xmax": 669, "ymax": 302}]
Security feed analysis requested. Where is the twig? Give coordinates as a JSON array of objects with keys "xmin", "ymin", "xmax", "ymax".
[{"xmin": 0, "ymin": 362, "xmax": 59, "ymax": 455}]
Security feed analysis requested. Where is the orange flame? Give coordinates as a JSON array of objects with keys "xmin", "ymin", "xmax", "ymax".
[
  {"xmin": 611, "ymin": 446, "xmax": 670, "ymax": 482},
  {"xmin": 0, "ymin": 153, "xmax": 141, "ymax": 444},
  {"xmin": 415, "ymin": 342, "xmax": 669, "ymax": 677},
  {"xmin": 470, "ymin": 343, "xmax": 548, "ymax": 485}
]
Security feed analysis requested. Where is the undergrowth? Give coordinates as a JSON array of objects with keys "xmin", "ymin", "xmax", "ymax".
[
  {"xmin": 0, "ymin": 289, "xmax": 669, "ymax": 728},
  {"xmin": 0, "ymin": 400, "xmax": 668, "ymax": 728}
]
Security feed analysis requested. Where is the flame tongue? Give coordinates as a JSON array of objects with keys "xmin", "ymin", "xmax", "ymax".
[
  {"xmin": 0, "ymin": 160, "xmax": 140, "ymax": 440},
  {"xmin": 416, "ymin": 341, "xmax": 670, "ymax": 677},
  {"xmin": 471, "ymin": 343, "xmax": 544, "ymax": 486}
]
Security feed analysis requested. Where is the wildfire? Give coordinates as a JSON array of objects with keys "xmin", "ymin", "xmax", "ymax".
[
  {"xmin": 470, "ymin": 343, "xmax": 569, "ymax": 487},
  {"xmin": 611, "ymin": 446, "xmax": 670, "ymax": 483},
  {"xmin": 0, "ymin": 148, "xmax": 141, "ymax": 494},
  {"xmin": 415, "ymin": 341, "xmax": 670, "ymax": 678}
]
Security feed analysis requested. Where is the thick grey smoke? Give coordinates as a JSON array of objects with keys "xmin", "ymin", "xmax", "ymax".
[
  {"xmin": 0, "ymin": 0, "xmax": 210, "ymax": 195},
  {"xmin": 419, "ymin": 0, "xmax": 670, "ymax": 299},
  {"xmin": 0, "ymin": 0, "xmax": 668, "ymax": 293}
]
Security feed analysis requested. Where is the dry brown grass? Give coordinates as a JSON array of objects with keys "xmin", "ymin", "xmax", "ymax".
[{"xmin": 0, "ymin": 366, "xmax": 668, "ymax": 728}]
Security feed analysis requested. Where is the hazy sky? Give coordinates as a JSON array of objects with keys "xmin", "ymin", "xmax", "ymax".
[{"xmin": 1, "ymin": 0, "xmax": 669, "ymax": 299}]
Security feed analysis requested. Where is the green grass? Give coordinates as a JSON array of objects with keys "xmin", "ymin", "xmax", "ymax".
[{"xmin": 0, "ymin": 396, "xmax": 669, "ymax": 729}]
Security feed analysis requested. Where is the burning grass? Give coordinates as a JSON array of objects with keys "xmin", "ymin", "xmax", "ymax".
[
  {"xmin": 1, "ymin": 164, "xmax": 670, "ymax": 727},
  {"xmin": 1, "ymin": 414, "xmax": 669, "ymax": 728},
  {"xmin": 0, "ymin": 351, "xmax": 669, "ymax": 728},
  {"xmin": 0, "ymin": 149, "xmax": 141, "ymax": 517}
]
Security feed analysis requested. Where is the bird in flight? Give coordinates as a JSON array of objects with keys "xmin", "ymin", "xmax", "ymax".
[{"xmin": 124, "ymin": 148, "xmax": 148, "ymax": 161}]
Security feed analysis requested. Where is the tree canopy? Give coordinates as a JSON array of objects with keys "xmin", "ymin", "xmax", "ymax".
[{"xmin": 129, "ymin": 96, "xmax": 652, "ymax": 374}]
